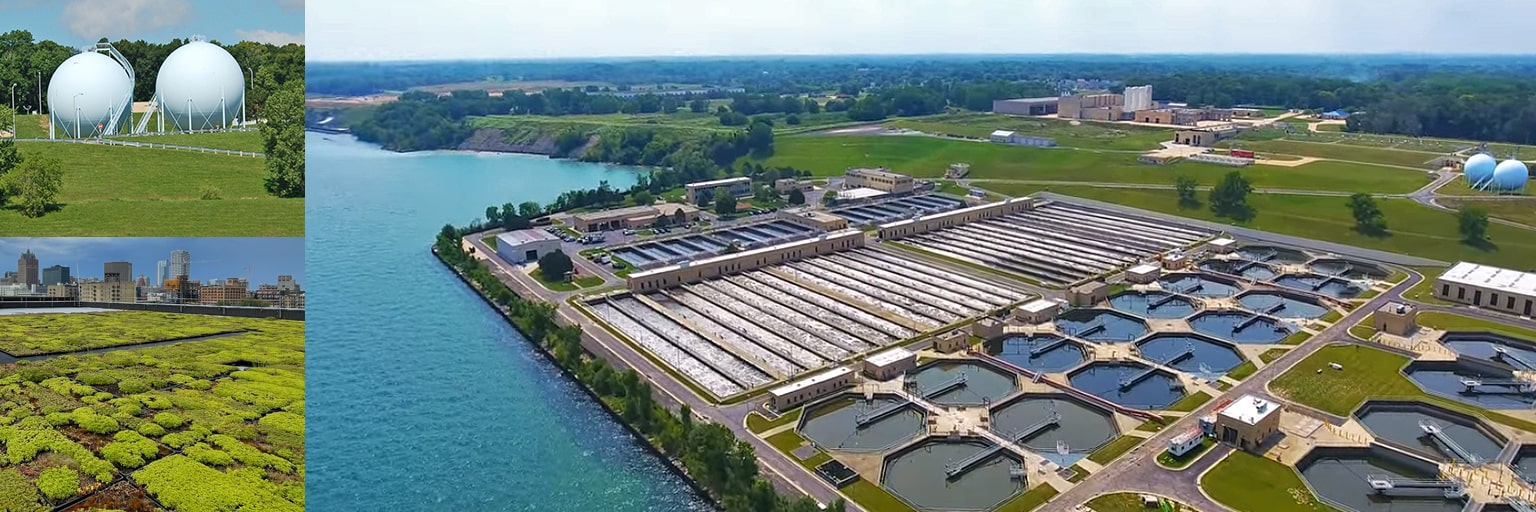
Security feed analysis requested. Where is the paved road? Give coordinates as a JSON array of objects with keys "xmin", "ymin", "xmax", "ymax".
[
  {"xmin": 1037, "ymin": 269, "xmax": 1425, "ymax": 512},
  {"xmin": 963, "ymin": 179, "xmax": 1402, "ymax": 198},
  {"xmin": 1035, "ymin": 192, "xmax": 1446, "ymax": 267},
  {"xmin": 461, "ymin": 235, "xmax": 863, "ymax": 511}
]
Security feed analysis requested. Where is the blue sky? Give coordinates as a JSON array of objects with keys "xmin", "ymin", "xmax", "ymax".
[
  {"xmin": 0, "ymin": 238, "xmax": 304, "ymax": 284},
  {"xmin": 309, "ymin": 0, "xmax": 1536, "ymax": 61},
  {"xmin": 1, "ymin": 0, "xmax": 303, "ymax": 47}
]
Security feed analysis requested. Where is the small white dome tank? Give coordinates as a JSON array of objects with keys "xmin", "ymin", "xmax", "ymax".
[
  {"xmin": 155, "ymin": 39, "xmax": 246, "ymax": 131},
  {"xmin": 1492, "ymin": 159, "xmax": 1529, "ymax": 191},
  {"xmin": 46, "ymin": 50, "xmax": 133, "ymax": 138},
  {"xmin": 1464, "ymin": 153, "xmax": 1497, "ymax": 186}
]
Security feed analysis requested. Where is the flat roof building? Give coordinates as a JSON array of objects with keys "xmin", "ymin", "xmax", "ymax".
[
  {"xmin": 845, "ymin": 168, "xmax": 914, "ymax": 194},
  {"xmin": 495, "ymin": 229, "xmax": 564, "ymax": 265},
  {"xmin": 777, "ymin": 208, "xmax": 848, "ymax": 231},
  {"xmin": 685, "ymin": 176, "xmax": 752, "ymax": 205},
  {"xmin": 569, "ymin": 204, "xmax": 699, "ymax": 233},
  {"xmin": 627, "ymin": 229, "xmax": 865, "ymax": 292},
  {"xmin": 1214, "ymin": 394, "xmax": 1281, "ymax": 451},
  {"xmin": 1126, "ymin": 264, "xmax": 1162, "ymax": 284},
  {"xmin": 862, "ymin": 347, "xmax": 916, "ymax": 381},
  {"xmin": 1014, "ymin": 299, "xmax": 1060, "ymax": 324},
  {"xmin": 990, "ymin": 130, "xmax": 1057, "ymax": 147},
  {"xmin": 992, "ymin": 97, "xmax": 1060, "ymax": 116},
  {"xmin": 769, "ymin": 367, "xmax": 853, "ymax": 411},
  {"xmin": 1435, "ymin": 262, "xmax": 1536, "ymax": 317},
  {"xmin": 838, "ymin": 187, "xmax": 888, "ymax": 201}
]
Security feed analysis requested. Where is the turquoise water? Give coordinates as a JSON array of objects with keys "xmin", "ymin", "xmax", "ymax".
[{"xmin": 306, "ymin": 133, "xmax": 712, "ymax": 511}]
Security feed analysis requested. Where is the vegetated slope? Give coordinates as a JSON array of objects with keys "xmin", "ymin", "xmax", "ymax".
[{"xmin": 0, "ymin": 311, "xmax": 256, "ymax": 356}]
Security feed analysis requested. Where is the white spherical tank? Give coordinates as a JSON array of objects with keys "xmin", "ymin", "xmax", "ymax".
[
  {"xmin": 46, "ymin": 51, "xmax": 133, "ymax": 138},
  {"xmin": 155, "ymin": 40, "xmax": 245, "ymax": 131},
  {"xmin": 1492, "ymin": 159, "xmax": 1529, "ymax": 191},
  {"xmin": 1464, "ymin": 153, "xmax": 1497, "ymax": 186}
]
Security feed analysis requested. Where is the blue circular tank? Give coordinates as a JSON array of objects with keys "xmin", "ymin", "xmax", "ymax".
[
  {"xmin": 1465, "ymin": 153, "xmax": 1496, "ymax": 185},
  {"xmin": 1492, "ymin": 159, "xmax": 1529, "ymax": 191}
]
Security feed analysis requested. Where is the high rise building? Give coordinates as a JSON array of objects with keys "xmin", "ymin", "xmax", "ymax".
[
  {"xmin": 136, "ymin": 275, "xmax": 149, "ymax": 288},
  {"xmin": 103, "ymin": 261, "xmax": 132, "ymax": 283},
  {"xmin": 41, "ymin": 265, "xmax": 70, "ymax": 286},
  {"xmin": 80, "ymin": 281, "xmax": 135, "ymax": 302},
  {"xmin": 155, "ymin": 260, "xmax": 168, "ymax": 287},
  {"xmin": 277, "ymin": 275, "xmax": 300, "ymax": 292},
  {"xmin": 170, "ymin": 250, "xmax": 190, "ymax": 279},
  {"xmin": 1123, "ymin": 85, "xmax": 1153, "ymax": 113},
  {"xmin": 17, "ymin": 249, "xmax": 38, "ymax": 286}
]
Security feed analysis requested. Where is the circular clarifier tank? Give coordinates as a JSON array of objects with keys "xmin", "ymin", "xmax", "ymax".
[
  {"xmin": 984, "ymin": 334, "xmax": 1086, "ymax": 373},
  {"xmin": 1068, "ymin": 362, "xmax": 1185, "ymax": 410},
  {"xmin": 1197, "ymin": 259, "xmax": 1278, "ymax": 281},
  {"xmin": 1109, "ymin": 291, "xmax": 1197, "ymax": 319},
  {"xmin": 1189, "ymin": 310, "xmax": 1292, "ymax": 344},
  {"xmin": 1439, "ymin": 332, "xmax": 1536, "ymax": 367},
  {"xmin": 1272, "ymin": 273, "xmax": 1363, "ymax": 299},
  {"xmin": 1299, "ymin": 446, "xmax": 1466, "ymax": 512},
  {"xmin": 1404, "ymin": 360, "xmax": 1536, "ymax": 409},
  {"xmin": 1135, "ymin": 333, "xmax": 1244, "ymax": 374},
  {"xmin": 1237, "ymin": 245, "xmax": 1311, "ymax": 265},
  {"xmin": 1055, "ymin": 309, "xmax": 1148, "ymax": 343},
  {"xmin": 881, "ymin": 439, "xmax": 1023, "ymax": 511},
  {"xmin": 988, "ymin": 395, "xmax": 1117, "ymax": 454},
  {"xmin": 1308, "ymin": 258, "xmax": 1389, "ymax": 281},
  {"xmin": 1355, "ymin": 403, "xmax": 1504, "ymax": 464},
  {"xmin": 907, "ymin": 361, "xmax": 1019, "ymax": 407},
  {"xmin": 1236, "ymin": 291, "xmax": 1329, "ymax": 319},
  {"xmin": 1158, "ymin": 273, "xmax": 1240, "ymax": 298},
  {"xmin": 799, "ymin": 394, "xmax": 926, "ymax": 452}
]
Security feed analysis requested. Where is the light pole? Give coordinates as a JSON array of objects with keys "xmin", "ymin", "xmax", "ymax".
[
  {"xmin": 245, "ymin": 67, "xmax": 253, "ymax": 130},
  {"xmin": 9, "ymin": 83, "xmax": 15, "ymax": 136},
  {"xmin": 73, "ymin": 92, "xmax": 83, "ymax": 138}
]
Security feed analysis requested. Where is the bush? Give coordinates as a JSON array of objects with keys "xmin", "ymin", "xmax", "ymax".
[
  {"xmin": 200, "ymin": 185, "xmax": 222, "ymax": 200},
  {"xmin": 117, "ymin": 378, "xmax": 151, "ymax": 394},
  {"xmin": 185, "ymin": 443, "xmax": 235, "ymax": 467},
  {"xmin": 138, "ymin": 422, "xmax": 166, "ymax": 437},
  {"xmin": 154, "ymin": 412, "xmax": 185, "ymax": 429},
  {"xmin": 36, "ymin": 467, "xmax": 78, "ymax": 500}
]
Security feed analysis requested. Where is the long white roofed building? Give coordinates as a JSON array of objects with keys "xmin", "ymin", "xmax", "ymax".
[{"xmin": 1434, "ymin": 262, "xmax": 1536, "ymax": 317}]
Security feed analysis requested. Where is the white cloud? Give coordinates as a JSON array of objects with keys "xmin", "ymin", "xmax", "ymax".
[
  {"xmin": 0, "ymin": 238, "xmax": 128, "ymax": 261},
  {"xmin": 235, "ymin": 29, "xmax": 304, "ymax": 45},
  {"xmin": 59, "ymin": 0, "xmax": 193, "ymax": 41},
  {"xmin": 276, "ymin": 0, "xmax": 302, "ymax": 11}
]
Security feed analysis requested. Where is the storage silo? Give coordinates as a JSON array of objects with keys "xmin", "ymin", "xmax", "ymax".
[
  {"xmin": 155, "ymin": 38, "xmax": 246, "ymax": 131},
  {"xmin": 1491, "ymin": 159, "xmax": 1529, "ymax": 192},
  {"xmin": 1464, "ymin": 153, "xmax": 1497, "ymax": 187},
  {"xmin": 45, "ymin": 44, "xmax": 134, "ymax": 138}
]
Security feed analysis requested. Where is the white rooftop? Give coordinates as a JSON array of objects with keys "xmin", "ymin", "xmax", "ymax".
[
  {"xmin": 1209, "ymin": 238, "xmax": 1237, "ymax": 247},
  {"xmin": 686, "ymin": 176, "xmax": 751, "ymax": 188},
  {"xmin": 878, "ymin": 197, "xmax": 1034, "ymax": 230},
  {"xmin": 1218, "ymin": 394, "xmax": 1280, "ymax": 425},
  {"xmin": 866, "ymin": 347, "xmax": 914, "ymax": 367},
  {"xmin": 769, "ymin": 367, "xmax": 852, "ymax": 397},
  {"xmin": 1440, "ymin": 261, "xmax": 1536, "ymax": 298},
  {"xmin": 629, "ymin": 229, "xmax": 863, "ymax": 280},
  {"xmin": 839, "ymin": 187, "xmax": 889, "ymax": 200},
  {"xmin": 497, "ymin": 229, "xmax": 560, "ymax": 246},
  {"xmin": 991, "ymin": 130, "xmax": 1016, "ymax": 138},
  {"xmin": 1128, "ymin": 264, "xmax": 1160, "ymax": 275},
  {"xmin": 1020, "ymin": 299, "xmax": 1058, "ymax": 313}
]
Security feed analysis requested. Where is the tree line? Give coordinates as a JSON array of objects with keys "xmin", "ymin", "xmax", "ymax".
[{"xmin": 434, "ymin": 230, "xmax": 845, "ymax": 512}]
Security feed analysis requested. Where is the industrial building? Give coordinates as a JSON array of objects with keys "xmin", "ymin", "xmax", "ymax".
[
  {"xmin": 862, "ymin": 347, "xmax": 916, "ymax": 380},
  {"xmin": 1126, "ymin": 264, "xmax": 1162, "ymax": 284},
  {"xmin": 42, "ymin": 265, "xmax": 70, "ymax": 286},
  {"xmin": 875, "ymin": 197, "xmax": 1036, "ymax": 240},
  {"xmin": 776, "ymin": 208, "xmax": 849, "ymax": 231},
  {"xmin": 627, "ymin": 229, "xmax": 866, "ymax": 291},
  {"xmin": 569, "ymin": 203, "xmax": 700, "ymax": 233},
  {"xmin": 1211, "ymin": 394, "xmax": 1281, "ymax": 451},
  {"xmin": 1372, "ymin": 302, "xmax": 1419, "ymax": 336},
  {"xmin": 989, "ymin": 130, "xmax": 1057, "ymax": 147},
  {"xmin": 1059, "ymin": 93, "xmax": 1124, "ymax": 121},
  {"xmin": 46, "ymin": 284, "xmax": 77, "ymax": 299},
  {"xmin": 991, "ymin": 96, "xmax": 1060, "ymax": 116},
  {"xmin": 685, "ymin": 177, "xmax": 752, "ymax": 204},
  {"xmin": 495, "ymin": 229, "xmax": 564, "ymax": 265},
  {"xmin": 1231, "ymin": 108, "xmax": 1266, "ymax": 119},
  {"xmin": 844, "ymin": 168, "xmax": 915, "ymax": 194},
  {"xmin": 1434, "ymin": 262, "xmax": 1536, "ymax": 317},
  {"xmin": 1167, "ymin": 428, "xmax": 1204, "ymax": 457},
  {"xmin": 774, "ymin": 178, "xmax": 812, "ymax": 194},
  {"xmin": 1174, "ymin": 126, "xmax": 1239, "ymax": 147},
  {"xmin": 199, "ymin": 278, "xmax": 249, "ymax": 305},
  {"xmin": 945, "ymin": 163, "xmax": 970, "ymax": 179},
  {"xmin": 80, "ymin": 281, "xmax": 135, "ymax": 303},
  {"xmin": 1123, "ymin": 85, "xmax": 1153, "ymax": 113},
  {"xmin": 1133, "ymin": 107, "xmax": 1232, "ymax": 126},
  {"xmin": 769, "ymin": 367, "xmax": 853, "ymax": 411},
  {"xmin": 1013, "ymin": 299, "xmax": 1060, "ymax": 324}
]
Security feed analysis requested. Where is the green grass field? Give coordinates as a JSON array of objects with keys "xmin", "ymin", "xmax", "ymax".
[
  {"xmin": 1221, "ymin": 137, "xmax": 1446, "ymax": 168},
  {"xmin": 1401, "ymin": 268, "xmax": 1454, "ymax": 306},
  {"xmin": 1440, "ymin": 198, "xmax": 1536, "ymax": 226},
  {"xmin": 0, "ymin": 311, "xmax": 259, "ymax": 356},
  {"xmin": 1259, "ymin": 348, "xmax": 1289, "ymax": 363},
  {"xmin": 995, "ymin": 484, "xmax": 1059, "ymax": 512},
  {"xmin": 1156, "ymin": 438, "xmax": 1214, "ymax": 469},
  {"xmin": 884, "ymin": 113, "xmax": 1175, "ymax": 150},
  {"xmin": 12, "ymin": 114, "xmax": 49, "ymax": 138},
  {"xmin": 109, "ymin": 129, "xmax": 266, "ymax": 153},
  {"xmin": 0, "ymin": 141, "xmax": 301, "ymax": 236},
  {"xmin": 1088, "ymin": 493, "xmax": 1192, "ymax": 512},
  {"xmin": 979, "ymin": 184, "xmax": 1536, "ymax": 268},
  {"xmin": 1202, "ymin": 451, "xmax": 1340, "ymax": 512},
  {"xmin": 760, "ymin": 135, "xmax": 1431, "ymax": 193},
  {"xmin": 1086, "ymin": 435, "xmax": 1143, "ymax": 464},
  {"xmin": 1227, "ymin": 362, "xmax": 1257, "ymax": 380},
  {"xmin": 1417, "ymin": 312, "xmax": 1536, "ymax": 340},
  {"xmin": 1166, "ymin": 391, "xmax": 1212, "ymax": 412}
]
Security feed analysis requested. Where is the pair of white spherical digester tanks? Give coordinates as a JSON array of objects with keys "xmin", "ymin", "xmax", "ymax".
[{"xmin": 46, "ymin": 39, "xmax": 245, "ymax": 138}]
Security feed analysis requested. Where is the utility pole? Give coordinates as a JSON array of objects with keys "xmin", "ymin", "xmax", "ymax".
[{"xmin": 9, "ymin": 83, "xmax": 15, "ymax": 135}]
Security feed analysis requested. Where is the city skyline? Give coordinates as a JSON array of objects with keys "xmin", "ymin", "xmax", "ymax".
[
  {"xmin": 309, "ymin": 0, "xmax": 1536, "ymax": 61},
  {"xmin": 1, "ymin": 0, "xmax": 304, "ymax": 47},
  {"xmin": 0, "ymin": 238, "xmax": 303, "ymax": 284}
]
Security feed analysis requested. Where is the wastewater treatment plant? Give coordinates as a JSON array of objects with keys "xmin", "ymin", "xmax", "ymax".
[{"xmin": 469, "ymin": 188, "xmax": 1536, "ymax": 512}]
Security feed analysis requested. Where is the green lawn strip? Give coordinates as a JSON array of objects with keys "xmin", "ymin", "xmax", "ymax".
[
  {"xmin": 842, "ymin": 479, "xmax": 917, "ymax": 512},
  {"xmin": 0, "ymin": 311, "xmax": 258, "ymax": 356},
  {"xmin": 1270, "ymin": 343, "xmax": 1536, "ymax": 431},
  {"xmin": 1440, "ymin": 199, "xmax": 1536, "ymax": 227},
  {"xmin": 481, "ymin": 235, "xmax": 498, "ymax": 249},
  {"xmin": 1215, "ymin": 381, "xmax": 1233, "ymax": 391},
  {"xmin": 976, "ymin": 185, "xmax": 1536, "ymax": 269},
  {"xmin": 1402, "ymin": 266, "xmax": 1453, "ymax": 305},
  {"xmin": 1320, "ymin": 310, "xmax": 1344, "ymax": 323},
  {"xmin": 1156, "ymin": 438, "xmax": 1215, "ymax": 469},
  {"xmin": 1088, "ymin": 493, "xmax": 1192, "ymax": 512},
  {"xmin": 1135, "ymin": 420, "xmax": 1165, "ymax": 432},
  {"xmin": 0, "ymin": 196, "xmax": 303, "ymax": 237},
  {"xmin": 761, "ymin": 136, "xmax": 1430, "ymax": 193},
  {"xmin": 1259, "ymin": 348, "xmax": 1290, "ymax": 363},
  {"xmin": 1227, "ymin": 362, "xmax": 1257, "ymax": 381},
  {"xmin": 1166, "ymin": 391, "xmax": 1213, "ymax": 412},
  {"xmin": 1066, "ymin": 465, "xmax": 1089, "ymax": 482},
  {"xmin": 1222, "ymin": 137, "xmax": 1443, "ymax": 168},
  {"xmin": 1418, "ymin": 312, "xmax": 1536, "ymax": 340},
  {"xmin": 1282, "ymin": 331, "xmax": 1314, "ymax": 345},
  {"xmin": 108, "ymin": 129, "xmax": 266, "ymax": 153},
  {"xmin": 995, "ymin": 483, "xmax": 1061, "ymax": 512},
  {"xmin": 1086, "ymin": 435, "xmax": 1143, "ymax": 465},
  {"xmin": 1201, "ymin": 450, "xmax": 1342, "ymax": 512},
  {"xmin": 882, "ymin": 241, "xmax": 1048, "ymax": 288},
  {"xmin": 573, "ymin": 276, "xmax": 605, "ymax": 288},
  {"xmin": 530, "ymin": 269, "xmax": 578, "ymax": 292},
  {"xmin": 886, "ymin": 113, "xmax": 1174, "ymax": 150},
  {"xmin": 13, "ymin": 114, "xmax": 49, "ymax": 138},
  {"xmin": 1349, "ymin": 324, "xmax": 1377, "ymax": 340},
  {"xmin": 746, "ymin": 409, "xmax": 804, "ymax": 434}
]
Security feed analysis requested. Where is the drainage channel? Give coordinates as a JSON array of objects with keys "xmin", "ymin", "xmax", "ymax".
[
  {"xmin": 589, "ymin": 301, "xmax": 743, "ymax": 396},
  {"xmin": 723, "ymin": 275, "xmax": 892, "ymax": 348},
  {"xmin": 661, "ymin": 289, "xmax": 828, "ymax": 369},
  {"xmin": 742, "ymin": 271, "xmax": 916, "ymax": 340}
]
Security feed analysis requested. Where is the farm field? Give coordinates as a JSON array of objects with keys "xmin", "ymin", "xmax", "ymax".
[
  {"xmin": 0, "ymin": 312, "xmax": 257, "ymax": 356},
  {"xmin": 108, "ymin": 129, "xmax": 267, "ymax": 153},
  {"xmin": 761, "ymin": 135, "xmax": 1432, "ymax": 193},
  {"xmin": 2, "ymin": 142, "xmax": 302, "ymax": 236},
  {"xmin": 883, "ymin": 113, "xmax": 1175, "ymax": 150},
  {"xmin": 978, "ymin": 183, "xmax": 1536, "ymax": 268},
  {"xmin": 0, "ymin": 318, "xmax": 304, "ymax": 511}
]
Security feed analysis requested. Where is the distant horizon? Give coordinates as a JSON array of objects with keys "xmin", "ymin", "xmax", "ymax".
[
  {"xmin": 307, "ymin": 51, "xmax": 1536, "ymax": 65},
  {"xmin": 0, "ymin": 238, "xmax": 303, "ymax": 284}
]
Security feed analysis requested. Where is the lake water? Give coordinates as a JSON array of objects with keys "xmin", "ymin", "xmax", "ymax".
[{"xmin": 305, "ymin": 132, "xmax": 712, "ymax": 511}]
